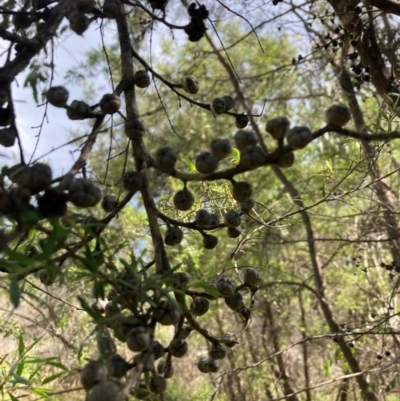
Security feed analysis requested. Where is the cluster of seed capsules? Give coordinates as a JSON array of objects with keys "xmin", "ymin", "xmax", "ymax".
[{"xmin": 81, "ymin": 267, "xmax": 261, "ymax": 400}]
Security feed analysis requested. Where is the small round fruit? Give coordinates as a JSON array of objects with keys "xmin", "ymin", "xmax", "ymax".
[
  {"xmin": 210, "ymin": 97, "xmax": 226, "ymax": 114},
  {"xmin": 276, "ymin": 151, "xmax": 295, "ymax": 168},
  {"xmin": 101, "ymin": 195, "xmax": 118, "ymax": 213},
  {"xmin": 125, "ymin": 118, "xmax": 146, "ymax": 139},
  {"xmin": 80, "ymin": 360, "xmax": 108, "ymax": 391},
  {"xmin": 222, "ymin": 95, "xmax": 235, "ymax": 111},
  {"xmin": 209, "ymin": 213, "xmax": 220, "ymax": 226},
  {"xmin": 286, "ymin": 126, "xmax": 313, "ymax": 149},
  {"xmin": 197, "ymin": 357, "xmax": 219, "ymax": 373},
  {"xmin": 325, "ymin": 104, "xmax": 351, "ymax": 127},
  {"xmin": 68, "ymin": 178, "xmax": 101, "ymax": 207},
  {"xmin": 209, "ymin": 343, "xmax": 227, "ymax": 360},
  {"xmin": 100, "ymin": 93, "xmax": 121, "ymax": 114},
  {"xmin": 224, "ymin": 210, "xmax": 241, "ymax": 228},
  {"xmin": 243, "ymin": 267, "xmax": 262, "ymax": 287},
  {"xmin": 155, "ymin": 146, "xmax": 177, "ymax": 170},
  {"xmin": 15, "ymin": 163, "xmax": 52, "ymax": 194},
  {"xmin": 195, "ymin": 152, "xmax": 219, "ymax": 174},
  {"xmin": 172, "ymin": 272, "xmax": 190, "ymax": 288},
  {"xmin": 164, "ymin": 227, "xmax": 184, "ymax": 246},
  {"xmin": 203, "ymin": 234, "xmax": 218, "ymax": 249},
  {"xmin": 178, "ymin": 324, "xmax": 192, "ymax": 340},
  {"xmin": 182, "ymin": 76, "xmax": 199, "ymax": 94},
  {"xmin": 232, "ymin": 181, "xmax": 252, "ymax": 202},
  {"xmin": 169, "ymin": 338, "xmax": 188, "ymax": 358},
  {"xmin": 39, "ymin": 267, "xmax": 58, "ymax": 286},
  {"xmin": 227, "ymin": 226, "xmax": 241, "ymax": 238},
  {"xmin": 235, "ymin": 114, "xmax": 249, "ymax": 129},
  {"xmin": 222, "ymin": 332, "xmax": 238, "ymax": 348},
  {"xmin": 150, "ymin": 375, "xmax": 167, "ymax": 394},
  {"xmin": 67, "ymin": 100, "xmax": 91, "ymax": 120},
  {"xmin": 173, "ymin": 188, "xmax": 194, "ymax": 211},
  {"xmin": 68, "ymin": 11, "xmax": 90, "ymax": 35},
  {"xmin": 152, "ymin": 340, "xmax": 166, "ymax": 360},
  {"xmin": 86, "ymin": 380, "xmax": 124, "ymax": 401},
  {"xmin": 127, "ymin": 326, "xmax": 151, "ymax": 352},
  {"xmin": 240, "ymin": 145, "xmax": 266, "ymax": 168},
  {"xmin": 216, "ymin": 277, "xmax": 235, "ymax": 297},
  {"xmin": 225, "ymin": 291, "xmax": 244, "ymax": 311},
  {"xmin": 210, "ymin": 138, "xmax": 232, "ymax": 160},
  {"xmin": 154, "ymin": 300, "xmax": 180, "ymax": 326},
  {"xmin": 190, "ymin": 296, "xmax": 210, "ymax": 316},
  {"xmin": 134, "ymin": 70, "xmax": 151, "ymax": 88},
  {"xmin": 46, "ymin": 86, "xmax": 69, "ymax": 107},
  {"xmin": 234, "ymin": 130, "xmax": 258, "ymax": 150},
  {"xmin": 122, "ymin": 171, "xmax": 142, "ymax": 192},
  {"xmin": 75, "ymin": 0, "xmax": 95, "ymax": 12},
  {"xmin": 239, "ymin": 198, "xmax": 254, "ymax": 214},
  {"xmin": 195, "ymin": 209, "xmax": 212, "ymax": 227},
  {"xmin": 157, "ymin": 360, "xmax": 174, "ymax": 378},
  {"xmin": 107, "ymin": 354, "xmax": 131, "ymax": 379},
  {"xmin": 266, "ymin": 117, "xmax": 290, "ymax": 140}
]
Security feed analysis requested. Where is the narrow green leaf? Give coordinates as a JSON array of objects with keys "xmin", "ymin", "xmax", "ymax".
[
  {"xmin": 10, "ymin": 279, "xmax": 21, "ymax": 308},
  {"xmin": 188, "ymin": 281, "xmax": 219, "ymax": 299},
  {"xmin": 7, "ymin": 392, "xmax": 19, "ymax": 401},
  {"xmin": 18, "ymin": 331, "xmax": 25, "ymax": 358},
  {"xmin": 78, "ymin": 296, "xmax": 103, "ymax": 321},
  {"xmin": 41, "ymin": 372, "xmax": 65, "ymax": 385}
]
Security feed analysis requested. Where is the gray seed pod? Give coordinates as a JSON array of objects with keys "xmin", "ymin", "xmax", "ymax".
[
  {"xmin": 39, "ymin": 266, "xmax": 58, "ymax": 286},
  {"xmin": 235, "ymin": 114, "xmax": 249, "ymax": 129},
  {"xmin": 234, "ymin": 130, "xmax": 258, "ymax": 150},
  {"xmin": 100, "ymin": 93, "xmax": 121, "ymax": 115},
  {"xmin": 157, "ymin": 361, "xmax": 174, "ymax": 378},
  {"xmin": 164, "ymin": 226, "xmax": 184, "ymax": 246},
  {"xmin": 127, "ymin": 326, "xmax": 151, "ymax": 352},
  {"xmin": 172, "ymin": 272, "xmax": 190, "ymax": 288},
  {"xmin": 197, "ymin": 357, "xmax": 219, "ymax": 373},
  {"xmin": 155, "ymin": 146, "xmax": 177, "ymax": 170},
  {"xmin": 169, "ymin": 338, "xmax": 188, "ymax": 358},
  {"xmin": 190, "ymin": 296, "xmax": 210, "ymax": 316},
  {"xmin": 203, "ymin": 234, "xmax": 218, "ymax": 250},
  {"xmin": 67, "ymin": 100, "xmax": 91, "ymax": 120},
  {"xmin": 173, "ymin": 188, "xmax": 194, "ymax": 211},
  {"xmin": 178, "ymin": 324, "xmax": 192, "ymax": 340},
  {"xmin": 0, "ymin": 127, "xmax": 17, "ymax": 147},
  {"xmin": 101, "ymin": 195, "xmax": 118, "ymax": 213},
  {"xmin": 182, "ymin": 76, "xmax": 199, "ymax": 94},
  {"xmin": 150, "ymin": 375, "xmax": 167, "ymax": 394},
  {"xmin": 134, "ymin": 70, "xmax": 151, "ymax": 88},
  {"xmin": 86, "ymin": 380, "xmax": 124, "ymax": 401},
  {"xmin": 154, "ymin": 300, "xmax": 180, "ymax": 326},
  {"xmin": 325, "ymin": 104, "xmax": 352, "ymax": 127},
  {"xmin": 195, "ymin": 151, "xmax": 219, "ymax": 174},
  {"xmin": 210, "ymin": 97, "xmax": 226, "ymax": 114},
  {"xmin": 276, "ymin": 151, "xmax": 295, "ymax": 168},
  {"xmin": 232, "ymin": 181, "xmax": 252, "ymax": 202},
  {"xmin": 222, "ymin": 332, "xmax": 238, "ymax": 348},
  {"xmin": 209, "ymin": 213, "xmax": 220, "ymax": 226},
  {"xmin": 209, "ymin": 343, "xmax": 227, "ymax": 360},
  {"xmin": 107, "ymin": 354, "xmax": 131, "ymax": 379},
  {"xmin": 103, "ymin": 0, "xmax": 123, "ymax": 19},
  {"xmin": 224, "ymin": 210, "xmax": 241, "ymax": 228},
  {"xmin": 68, "ymin": 178, "xmax": 101, "ymax": 207},
  {"xmin": 151, "ymin": 340, "xmax": 166, "ymax": 360},
  {"xmin": 68, "ymin": 11, "xmax": 90, "ymax": 35},
  {"xmin": 46, "ymin": 86, "xmax": 69, "ymax": 107},
  {"xmin": 122, "ymin": 171, "xmax": 142, "ymax": 192},
  {"xmin": 216, "ymin": 277, "xmax": 235, "ymax": 297},
  {"xmin": 0, "ymin": 90, "xmax": 8, "ymax": 107},
  {"xmin": 243, "ymin": 267, "xmax": 262, "ymax": 287},
  {"xmin": 240, "ymin": 145, "xmax": 266, "ymax": 168},
  {"xmin": 227, "ymin": 227, "xmax": 241, "ymax": 238},
  {"xmin": 222, "ymin": 95, "xmax": 235, "ymax": 111},
  {"xmin": 239, "ymin": 198, "xmax": 254, "ymax": 214},
  {"xmin": 210, "ymin": 138, "xmax": 232, "ymax": 160},
  {"xmin": 80, "ymin": 359, "xmax": 108, "ymax": 391},
  {"xmin": 125, "ymin": 118, "xmax": 146, "ymax": 139},
  {"xmin": 225, "ymin": 291, "xmax": 244, "ymax": 311},
  {"xmin": 16, "ymin": 163, "xmax": 52, "ymax": 194},
  {"xmin": 75, "ymin": 0, "xmax": 95, "ymax": 12},
  {"xmin": 195, "ymin": 209, "xmax": 212, "ymax": 227},
  {"xmin": 286, "ymin": 126, "xmax": 313, "ymax": 149},
  {"xmin": 266, "ymin": 117, "xmax": 290, "ymax": 140}
]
